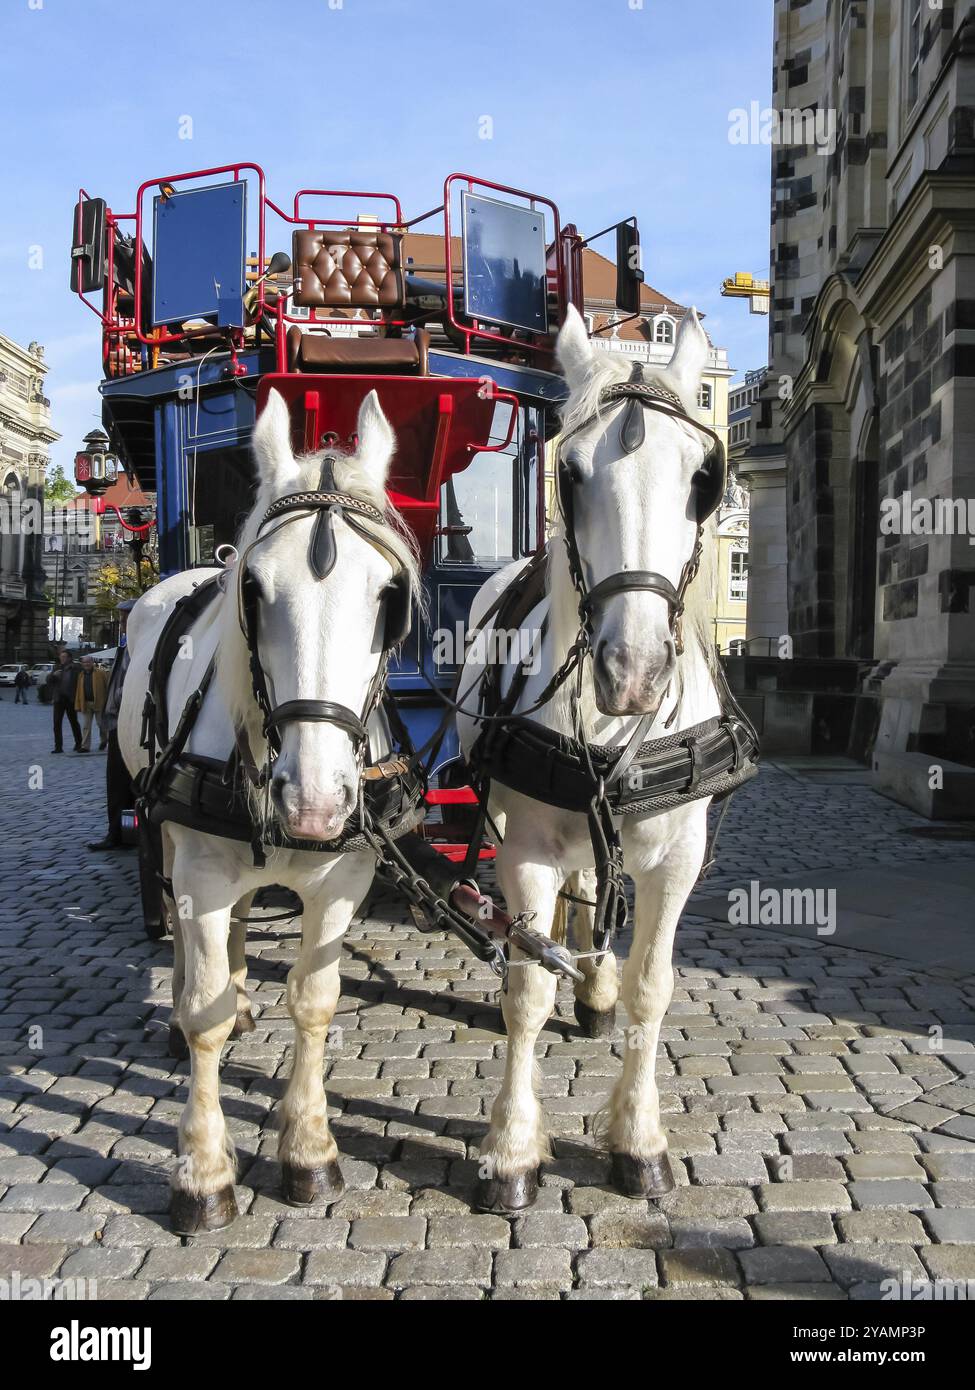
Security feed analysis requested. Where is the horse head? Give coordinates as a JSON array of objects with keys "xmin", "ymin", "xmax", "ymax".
[
  {"xmin": 555, "ymin": 304, "xmax": 719, "ymax": 716},
  {"xmin": 236, "ymin": 388, "xmax": 416, "ymax": 842}
]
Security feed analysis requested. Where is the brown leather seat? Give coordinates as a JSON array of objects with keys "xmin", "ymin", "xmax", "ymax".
[
  {"xmin": 287, "ymin": 226, "xmax": 428, "ymax": 374},
  {"xmin": 293, "ymin": 228, "xmax": 404, "ymax": 309},
  {"xmin": 287, "ymin": 326, "xmax": 429, "ymax": 375}
]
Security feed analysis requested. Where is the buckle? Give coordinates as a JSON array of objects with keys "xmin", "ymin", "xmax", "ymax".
[{"xmin": 685, "ymin": 736, "xmax": 701, "ymax": 792}]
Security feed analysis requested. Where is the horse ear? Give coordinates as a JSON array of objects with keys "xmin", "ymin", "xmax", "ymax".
[
  {"xmin": 556, "ymin": 303, "xmax": 593, "ymax": 392},
  {"xmin": 253, "ymin": 390, "xmax": 300, "ymax": 490},
  {"xmin": 667, "ymin": 307, "xmax": 710, "ymax": 408},
  {"xmin": 355, "ymin": 390, "xmax": 395, "ymax": 488}
]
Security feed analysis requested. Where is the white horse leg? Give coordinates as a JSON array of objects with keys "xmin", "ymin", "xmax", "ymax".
[
  {"xmin": 566, "ymin": 867, "xmax": 620, "ymax": 1037},
  {"xmin": 276, "ymin": 863, "xmax": 366, "ymax": 1205},
  {"xmin": 228, "ymin": 892, "xmax": 256, "ymax": 1038},
  {"xmin": 169, "ymin": 859, "xmax": 238, "ymax": 1234},
  {"xmin": 605, "ymin": 827, "xmax": 704, "ymax": 1198},
  {"xmin": 162, "ymin": 831, "xmax": 191, "ymax": 1061},
  {"xmin": 474, "ymin": 853, "xmax": 561, "ymax": 1215}
]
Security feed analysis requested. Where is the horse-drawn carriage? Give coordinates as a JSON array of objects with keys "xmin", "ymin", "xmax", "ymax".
[{"xmin": 69, "ymin": 163, "xmax": 758, "ymax": 1232}]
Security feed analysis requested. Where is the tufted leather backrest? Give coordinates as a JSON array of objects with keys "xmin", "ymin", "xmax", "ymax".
[{"xmin": 292, "ymin": 228, "xmax": 405, "ymax": 310}]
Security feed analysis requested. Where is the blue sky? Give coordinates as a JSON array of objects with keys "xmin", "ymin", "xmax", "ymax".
[{"xmin": 0, "ymin": 0, "xmax": 773, "ymax": 475}]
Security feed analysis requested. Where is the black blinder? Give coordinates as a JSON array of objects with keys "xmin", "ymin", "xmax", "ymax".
[
  {"xmin": 382, "ymin": 572, "xmax": 412, "ymax": 649},
  {"xmin": 694, "ymin": 439, "xmax": 726, "ymax": 523}
]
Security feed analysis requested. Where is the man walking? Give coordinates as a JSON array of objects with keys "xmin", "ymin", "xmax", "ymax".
[
  {"xmin": 89, "ymin": 599, "xmax": 136, "ymax": 851},
  {"xmin": 48, "ymin": 649, "xmax": 82, "ymax": 754},
  {"xmin": 13, "ymin": 667, "xmax": 30, "ymax": 705},
  {"xmin": 74, "ymin": 655, "xmax": 108, "ymax": 752}
]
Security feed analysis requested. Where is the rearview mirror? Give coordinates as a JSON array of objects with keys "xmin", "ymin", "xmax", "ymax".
[
  {"xmin": 70, "ymin": 198, "xmax": 107, "ymax": 294},
  {"xmin": 615, "ymin": 220, "xmax": 643, "ymax": 314}
]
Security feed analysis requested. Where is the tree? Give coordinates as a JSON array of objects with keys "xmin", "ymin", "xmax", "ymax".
[
  {"xmin": 90, "ymin": 557, "xmax": 157, "ymax": 613},
  {"xmin": 44, "ymin": 465, "xmax": 77, "ymax": 505}
]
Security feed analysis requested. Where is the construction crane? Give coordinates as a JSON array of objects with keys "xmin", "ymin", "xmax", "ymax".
[{"xmin": 721, "ymin": 272, "xmax": 770, "ymax": 315}]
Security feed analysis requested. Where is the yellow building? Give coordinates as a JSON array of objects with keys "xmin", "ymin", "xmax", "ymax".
[
  {"xmin": 711, "ymin": 481, "xmax": 749, "ymax": 654},
  {"xmin": 542, "ymin": 251, "xmax": 746, "ymax": 654}
]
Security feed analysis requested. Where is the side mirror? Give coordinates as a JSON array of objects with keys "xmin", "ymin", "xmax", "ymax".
[
  {"xmin": 70, "ymin": 198, "xmax": 107, "ymax": 294},
  {"xmin": 615, "ymin": 220, "xmax": 643, "ymax": 314}
]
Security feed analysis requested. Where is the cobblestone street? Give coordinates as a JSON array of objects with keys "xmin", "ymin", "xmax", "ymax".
[{"xmin": 2, "ymin": 698, "xmax": 975, "ymax": 1301}]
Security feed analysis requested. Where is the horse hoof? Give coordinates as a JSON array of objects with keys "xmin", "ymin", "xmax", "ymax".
[
  {"xmin": 231, "ymin": 1010, "xmax": 256, "ymax": 1038},
  {"xmin": 281, "ymin": 1160, "xmax": 345, "ymax": 1206},
  {"xmin": 472, "ymin": 1167, "xmax": 539, "ymax": 1214},
  {"xmin": 574, "ymin": 1000, "xmax": 617, "ymax": 1038},
  {"xmin": 168, "ymin": 1024, "xmax": 188, "ymax": 1060},
  {"xmin": 171, "ymin": 1185, "xmax": 238, "ymax": 1235},
  {"xmin": 609, "ymin": 1150, "xmax": 675, "ymax": 1199}
]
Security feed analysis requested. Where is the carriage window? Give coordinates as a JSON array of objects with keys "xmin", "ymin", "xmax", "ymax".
[
  {"xmin": 438, "ymin": 400, "xmax": 520, "ymax": 567},
  {"xmin": 187, "ymin": 446, "xmax": 257, "ymax": 565}
]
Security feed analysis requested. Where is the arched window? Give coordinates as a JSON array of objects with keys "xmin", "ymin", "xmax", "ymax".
[{"xmin": 654, "ymin": 317, "xmax": 675, "ymax": 344}]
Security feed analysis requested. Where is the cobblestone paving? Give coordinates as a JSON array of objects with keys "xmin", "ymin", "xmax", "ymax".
[{"xmin": 2, "ymin": 700, "xmax": 975, "ymax": 1300}]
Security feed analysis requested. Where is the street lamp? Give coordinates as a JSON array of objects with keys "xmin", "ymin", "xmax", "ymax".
[{"xmin": 74, "ymin": 428, "xmax": 118, "ymax": 497}]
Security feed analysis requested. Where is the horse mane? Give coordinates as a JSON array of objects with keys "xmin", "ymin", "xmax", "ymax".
[
  {"xmin": 214, "ymin": 439, "xmax": 423, "ymax": 762},
  {"xmin": 547, "ymin": 346, "xmax": 720, "ymax": 729}
]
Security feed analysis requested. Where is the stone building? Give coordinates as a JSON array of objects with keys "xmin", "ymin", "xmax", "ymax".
[
  {"xmin": 0, "ymin": 335, "xmax": 59, "ymax": 662},
  {"xmin": 43, "ymin": 472, "xmax": 155, "ymax": 649},
  {"xmin": 740, "ymin": 0, "xmax": 975, "ymax": 814}
]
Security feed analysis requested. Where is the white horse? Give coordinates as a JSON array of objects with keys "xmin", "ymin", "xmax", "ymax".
[
  {"xmin": 457, "ymin": 305, "xmax": 728, "ymax": 1211},
  {"xmin": 118, "ymin": 389, "xmax": 420, "ymax": 1234}
]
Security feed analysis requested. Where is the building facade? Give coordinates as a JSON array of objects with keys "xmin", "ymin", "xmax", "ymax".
[
  {"xmin": 0, "ymin": 335, "xmax": 59, "ymax": 662},
  {"xmin": 43, "ymin": 472, "xmax": 156, "ymax": 649},
  {"xmin": 729, "ymin": 368, "xmax": 767, "ymax": 466},
  {"xmin": 741, "ymin": 0, "xmax": 975, "ymax": 812}
]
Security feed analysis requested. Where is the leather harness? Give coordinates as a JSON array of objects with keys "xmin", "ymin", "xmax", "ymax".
[
  {"xmin": 464, "ymin": 374, "xmax": 760, "ymax": 951},
  {"xmin": 135, "ymin": 465, "xmax": 424, "ymax": 873}
]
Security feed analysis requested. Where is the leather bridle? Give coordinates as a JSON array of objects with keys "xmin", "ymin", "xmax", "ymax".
[
  {"xmin": 556, "ymin": 376, "xmax": 726, "ymax": 656},
  {"xmin": 236, "ymin": 455, "xmax": 413, "ymax": 778}
]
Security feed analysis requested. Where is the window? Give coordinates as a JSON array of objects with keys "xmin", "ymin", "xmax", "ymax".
[
  {"xmin": 906, "ymin": 0, "xmax": 922, "ymax": 110},
  {"xmin": 439, "ymin": 400, "xmax": 527, "ymax": 567},
  {"xmin": 654, "ymin": 317, "xmax": 674, "ymax": 344},
  {"xmin": 697, "ymin": 383, "xmax": 713, "ymax": 412},
  {"xmin": 75, "ymin": 576, "xmax": 87, "ymax": 604},
  {"xmin": 729, "ymin": 548, "xmax": 748, "ymax": 603}
]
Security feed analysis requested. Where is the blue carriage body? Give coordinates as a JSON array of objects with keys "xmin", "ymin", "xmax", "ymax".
[{"xmin": 72, "ymin": 166, "xmax": 640, "ymax": 845}]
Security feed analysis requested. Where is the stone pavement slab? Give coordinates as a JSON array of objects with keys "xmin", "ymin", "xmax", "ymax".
[{"xmin": 1, "ymin": 703, "xmax": 974, "ymax": 1299}]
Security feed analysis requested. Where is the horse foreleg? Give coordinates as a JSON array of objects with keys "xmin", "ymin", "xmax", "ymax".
[
  {"xmin": 566, "ymin": 867, "xmax": 620, "ymax": 1037},
  {"xmin": 605, "ymin": 827, "xmax": 705, "ymax": 1199},
  {"xmin": 276, "ymin": 865, "xmax": 364, "ymax": 1206},
  {"xmin": 170, "ymin": 876, "xmax": 238, "ymax": 1234},
  {"xmin": 228, "ymin": 893, "xmax": 256, "ymax": 1037},
  {"xmin": 474, "ymin": 855, "xmax": 561, "ymax": 1215}
]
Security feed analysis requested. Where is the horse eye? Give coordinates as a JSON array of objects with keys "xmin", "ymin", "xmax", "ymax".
[{"xmin": 562, "ymin": 456, "xmax": 583, "ymax": 485}]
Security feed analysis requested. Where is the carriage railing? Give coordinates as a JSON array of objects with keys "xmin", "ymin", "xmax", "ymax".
[{"xmin": 73, "ymin": 163, "xmax": 576, "ymax": 380}]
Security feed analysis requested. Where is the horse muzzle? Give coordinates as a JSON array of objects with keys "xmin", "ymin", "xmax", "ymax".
[
  {"xmin": 593, "ymin": 635, "xmax": 676, "ymax": 716},
  {"xmin": 270, "ymin": 774, "xmax": 355, "ymax": 842}
]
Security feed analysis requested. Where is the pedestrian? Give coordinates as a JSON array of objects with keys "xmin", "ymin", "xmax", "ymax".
[
  {"xmin": 13, "ymin": 667, "xmax": 30, "ymax": 705},
  {"xmin": 89, "ymin": 600, "xmax": 136, "ymax": 851},
  {"xmin": 47, "ymin": 649, "xmax": 83, "ymax": 754},
  {"xmin": 74, "ymin": 655, "xmax": 108, "ymax": 752}
]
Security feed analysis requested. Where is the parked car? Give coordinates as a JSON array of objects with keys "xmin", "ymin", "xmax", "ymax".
[
  {"xmin": 28, "ymin": 662, "xmax": 54, "ymax": 685},
  {"xmin": 0, "ymin": 663, "xmax": 28, "ymax": 688}
]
